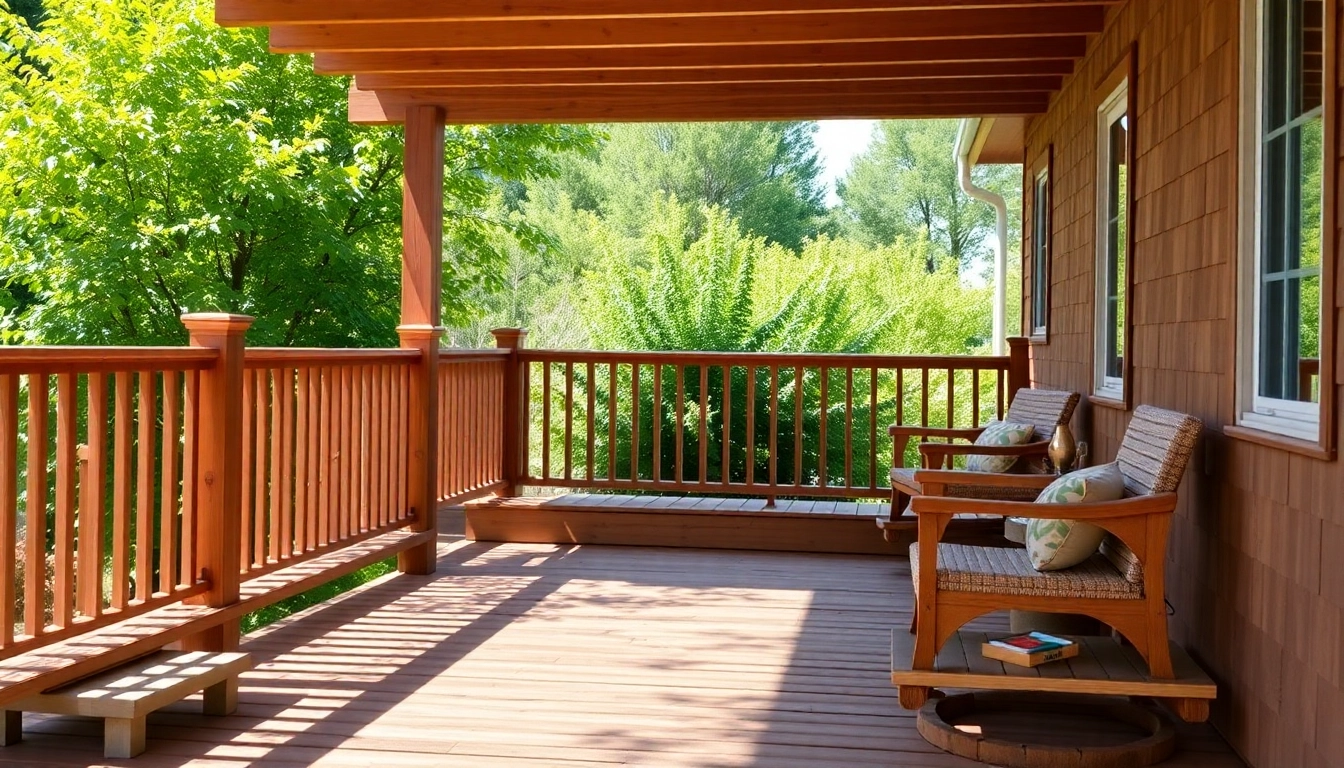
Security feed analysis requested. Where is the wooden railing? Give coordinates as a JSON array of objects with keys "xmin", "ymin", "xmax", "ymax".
[
  {"xmin": 0, "ymin": 348, "xmax": 218, "ymax": 653},
  {"xmin": 436, "ymin": 350, "xmax": 509, "ymax": 505},
  {"xmin": 511, "ymin": 345, "xmax": 1027, "ymax": 500},
  {"xmin": 240, "ymin": 349, "xmax": 419, "ymax": 579}
]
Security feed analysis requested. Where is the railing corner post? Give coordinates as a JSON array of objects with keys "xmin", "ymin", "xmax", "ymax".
[
  {"xmin": 398, "ymin": 324, "xmax": 444, "ymax": 576},
  {"xmin": 1006, "ymin": 336, "xmax": 1030, "ymax": 401},
  {"xmin": 491, "ymin": 328, "xmax": 527, "ymax": 498},
  {"xmin": 179, "ymin": 312, "xmax": 252, "ymax": 657}
]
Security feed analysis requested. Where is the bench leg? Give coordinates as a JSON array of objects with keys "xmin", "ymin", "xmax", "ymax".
[
  {"xmin": 0, "ymin": 711, "xmax": 20, "ymax": 746},
  {"xmin": 105, "ymin": 715, "xmax": 146, "ymax": 759},
  {"xmin": 203, "ymin": 677, "xmax": 239, "ymax": 716}
]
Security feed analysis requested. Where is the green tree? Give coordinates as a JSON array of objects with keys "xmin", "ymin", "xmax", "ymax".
[
  {"xmin": 551, "ymin": 122, "xmax": 828, "ymax": 251},
  {"xmin": 0, "ymin": 0, "xmax": 592, "ymax": 347},
  {"xmin": 837, "ymin": 120, "xmax": 1020, "ymax": 272}
]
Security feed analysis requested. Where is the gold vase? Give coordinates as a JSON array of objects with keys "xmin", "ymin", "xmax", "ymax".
[{"xmin": 1048, "ymin": 424, "xmax": 1077, "ymax": 474}]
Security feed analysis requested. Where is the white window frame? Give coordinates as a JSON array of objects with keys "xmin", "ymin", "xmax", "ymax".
[
  {"xmin": 1093, "ymin": 80, "xmax": 1129, "ymax": 402},
  {"xmin": 1236, "ymin": 0, "xmax": 1325, "ymax": 443},
  {"xmin": 1031, "ymin": 165, "xmax": 1050, "ymax": 338}
]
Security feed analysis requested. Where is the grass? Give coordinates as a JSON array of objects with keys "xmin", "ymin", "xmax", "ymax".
[{"xmin": 241, "ymin": 558, "xmax": 398, "ymax": 634}]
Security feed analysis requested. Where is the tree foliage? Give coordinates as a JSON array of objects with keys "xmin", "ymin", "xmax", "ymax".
[
  {"xmin": 0, "ymin": 0, "xmax": 592, "ymax": 346},
  {"xmin": 545, "ymin": 122, "xmax": 828, "ymax": 251},
  {"xmin": 836, "ymin": 120, "xmax": 1020, "ymax": 272}
]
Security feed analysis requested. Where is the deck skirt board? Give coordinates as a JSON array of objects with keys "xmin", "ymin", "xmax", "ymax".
[{"xmin": 463, "ymin": 494, "xmax": 909, "ymax": 555}]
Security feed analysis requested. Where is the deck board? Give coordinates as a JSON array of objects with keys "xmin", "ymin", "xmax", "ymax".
[{"xmin": 0, "ymin": 517, "xmax": 1244, "ymax": 767}]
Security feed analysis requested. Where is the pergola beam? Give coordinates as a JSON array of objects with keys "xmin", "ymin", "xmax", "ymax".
[
  {"xmin": 314, "ymin": 37, "xmax": 1088, "ymax": 75},
  {"xmin": 348, "ymin": 87, "xmax": 1049, "ymax": 124},
  {"xmin": 351, "ymin": 77, "xmax": 1063, "ymax": 96},
  {"xmin": 269, "ymin": 8, "xmax": 1105, "ymax": 53},
  {"xmin": 218, "ymin": 0, "xmax": 1120, "ymax": 25}
]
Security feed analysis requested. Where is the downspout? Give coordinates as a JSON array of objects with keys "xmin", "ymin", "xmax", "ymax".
[{"xmin": 954, "ymin": 118, "xmax": 1008, "ymax": 356}]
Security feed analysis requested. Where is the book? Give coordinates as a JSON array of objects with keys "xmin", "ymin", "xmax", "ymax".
[{"xmin": 981, "ymin": 632, "xmax": 1079, "ymax": 668}]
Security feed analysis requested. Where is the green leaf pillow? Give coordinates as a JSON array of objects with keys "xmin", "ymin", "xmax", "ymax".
[
  {"xmin": 1026, "ymin": 462, "xmax": 1126, "ymax": 571},
  {"xmin": 965, "ymin": 420, "xmax": 1035, "ymax": 473}
]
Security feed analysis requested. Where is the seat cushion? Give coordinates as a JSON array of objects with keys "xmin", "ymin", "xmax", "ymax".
[
  {"xmin": 890, "ymin": 467, "xmax": 1042, "ymax": 502},
  {"xmin": 909, "ymin": 542, "xmax": 1143, "ymax": 600}
]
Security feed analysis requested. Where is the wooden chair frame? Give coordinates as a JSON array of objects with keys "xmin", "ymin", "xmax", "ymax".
[{"xmin": 908, "ymin": 480, "xmax": 1177, "ymax": 691}]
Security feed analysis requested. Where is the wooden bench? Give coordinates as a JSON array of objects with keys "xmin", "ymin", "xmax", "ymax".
[
  {"xmin": 1, "ymin": 651, "xmax": 252, "ymax": 758},
  {"xmin": 0, "ymin": 529, "xmax": 433, "ymax": 712},
  {"xmin": 891, "ymin": 630, "xmax": 1217, "ymax": 723},
  {"xmin": 464, "ymin": 494, "xmax": 907, "ymax": 555}
]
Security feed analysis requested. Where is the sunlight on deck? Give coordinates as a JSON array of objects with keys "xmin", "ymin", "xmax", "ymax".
[{"xmin": 0, "ymin": 532, "xmax": 1244, "ymax": 767}]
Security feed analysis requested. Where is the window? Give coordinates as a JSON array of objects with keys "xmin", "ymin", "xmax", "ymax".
[
  {"xmin": 1238, "ymin": 0, "xmax": 1329, "ymax": 444},
  {"xmin": 1094, "ymin": 71, "xmax": 1131, "ymax": 403},
  {"xmin": 1030, "ymin": 148, "xmax": 1052, "ymax": 340}
]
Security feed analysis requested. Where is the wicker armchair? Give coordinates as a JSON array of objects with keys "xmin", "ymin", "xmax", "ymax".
[
  {"xmin": 904, "ymin": 405, "xmax": 1202, "ymax": 691},
  {"xmin": 879, "ymin": 389, "xmax": 1080, "ymax": 543}
]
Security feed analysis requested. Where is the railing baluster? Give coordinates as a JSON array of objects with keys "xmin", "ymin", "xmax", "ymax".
[
  {"xmin": 793, "ymin": 367, "xmax": 803, "ymax": 487},
  {"xmin": 608, "ymin": 363, "xmax": 618, "ymax": 482},
  {"xmin": 997, "ymin": 369, "xmax": 1006, "ymax": 419},
  {"xmin": 271, "ymin": 370, "xmax": 286, "ymax": 556},
  {"xmin": 54, "ymin": 373, "xmax": 76, "ymax": 627},
  {"xmin": 318, "ymin": 367, "xmax": 331, "ymax": 547},
  {"xmin": 721, "ymin": 365, "xmax": 731, "ymax": 486},
  {"xmin": 253, "ymin": 369, "xmax": 268, "ymax": 566},
  {"xmin": 564, "ymin": 362, "xmax": 574, "ymax": 481},
  {"xmin": 181, "ymin": 371, "xmax": 198, "ymax": 584},
  {"xmin": 134, "ymin": 372, "xmax": 153, "ymax": 604},
  {"xmin": 280, "ymin": 368, "xmax": 295, "ymax": 553},
  {"xmin": 819, "ymin": 367, "xmax": 828, "ymax": 488},
  {"xmin": 947, "ymin": 368, "xmax": 955, "ymax": 428},
  {"xmin": 920, "ymin": 367, "xmax": 930, "ymax": 428},
  {"xmin": 675, "ymin": 366, "xmax": 685, "ymax": 484},
  {"xmin": 586, "ymin": 362, "xmax": 596, "ymax": 482},
  {"xmin": 295, "ymin": 368, "xmax": 310, "ymax": 553},
  {"xmin": 111, "ymin": 373, "xmax": 132, "ymax": 609},
  {"xmin": 844, "ymin": 367, "xmax": 853, "ymax": 488},
  {"xmin": 541, "ymin": 362, "xmax": 551, "ymax": 480},
  {"xmin": 161, "ymin": 370, "xmax": 181, "ymax": 591},
  {"xmin": 652, "ymin": 364, "xmax": 662, "ymax": 484},
  {"xmin": 698, "ymin": 364, "xmax": 708, "ymax": 485},
  {"xmin": 868, "ymin": 368, "xmax": 878, "ymax": 490},
  {"xmin": 972, "ymin": 368, "xmax": 981, "ymax": 427},
  {"xmin": 631, "ymin": 365, "xmax": 641, "ymax": 482},
  {"xmin": 241, "ymin": 370, "xmax": 255, "ymax": 568},
  {"xmin": 745, "ymin": 366, "xmax": 755, "ymax": 488},
  {"xmin": 0, "ymin": 374, "xmax": 17, "ymax": 645},
  {"xmin": 338, "ymin": 365, "xmax": 352, "ymax": 541},
  {"xmin": 768, "ymin": 366, "xmax": 778, "ymax": 489},
  {"xmin": 80, "ymin": 373, "xmax": 108, "ymax": 618}
]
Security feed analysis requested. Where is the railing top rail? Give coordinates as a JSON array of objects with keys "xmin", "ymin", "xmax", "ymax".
[
  {"xmin": 439, "ymin": 348, "xmax": 511, "ymax": 363},
  {"xmin": 517, "ymin": 348, "xmax": 1011, "ymax": 368},
  {"xmin": 244, "ymin": 348, "xmax": 420, "ymax": 367},
  {"xmin": 0, "ymin": 346, "xmax": 220, "ymax": 374}
]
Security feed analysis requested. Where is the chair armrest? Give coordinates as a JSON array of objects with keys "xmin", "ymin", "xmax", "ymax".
[
  {"xmin": 912, "ymin": 468, "xmax": 1057, "ymax": 492},
  {"xmin": 909, "ymin": 492, "xmax": 1179, "ymax": 520},
  {"xmin": 918, "ymin": 439, "xmax": 1049, "ymax": 461}
]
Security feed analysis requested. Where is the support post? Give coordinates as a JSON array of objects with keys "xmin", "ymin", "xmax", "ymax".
[
  {"xmin": 178, "ymin": 314, "xmax": 251, "ymax": 666},
  {"xmin": 397, "ymin": 104, "xmax": 446, "ymax": 575},
  {"xmin": 491, "ymin": 328, "xmax": 527, "ymax": 498},
  {"xmin": 1006, "ymin": 336, "xmax": 1030, "ymax": 401}
]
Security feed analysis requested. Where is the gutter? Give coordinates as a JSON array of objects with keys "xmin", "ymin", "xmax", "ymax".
[{"xmin": 954, "ymin": 118, "xmax": 1008, "ymax": 356}]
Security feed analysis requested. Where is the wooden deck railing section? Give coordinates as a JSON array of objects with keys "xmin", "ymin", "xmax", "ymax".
[
  {"xmin": 499, "ymin": 339, "xmax": 1030, "ymax": 500},
  {"xmin": 0, "ymin": 348, "xmax": 218, "ymax": 654},
  {"xmin": 239, "ymin": 349, "xmax": 420, "ymax": 580},
  {"xmin": 436, "ymin": 349, "xmax": 509, "ymax": 506}
]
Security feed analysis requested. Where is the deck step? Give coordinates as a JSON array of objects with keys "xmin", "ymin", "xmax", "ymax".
[
  {"xmin": 891, "ymin": 629, "xmax": 1217, "ymax": 722},
  {"xmin": 464, "ymin": 494, "xmax": 904, "ymax": 555}
]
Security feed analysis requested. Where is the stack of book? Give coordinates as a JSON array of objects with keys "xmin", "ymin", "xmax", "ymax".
[{"xmin": 981, "ymin": 632, "xmax": 1078, "ymax": 667}]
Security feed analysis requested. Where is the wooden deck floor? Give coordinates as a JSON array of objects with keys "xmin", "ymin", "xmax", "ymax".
[{"xmin": 0, "ymin": 515, "xmax": 1245, "ymax": 767}]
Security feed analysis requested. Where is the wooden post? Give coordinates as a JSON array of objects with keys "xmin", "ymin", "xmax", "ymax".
[
  {"xmin": 1006, "ymin": 336, "xmax": 1030, "ymax": 401},
  {"xmin": 397, "ymin": 104, "xmax": 446, "ymax": 576},
  {"xmin": 491, "ymin": 328, "xmax": 527, "ymax": 498},
  {"xmin": 178, "ymin": 313, "xmax": 251, "ymax": 710}
]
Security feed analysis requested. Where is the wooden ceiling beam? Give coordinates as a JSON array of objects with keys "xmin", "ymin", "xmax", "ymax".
[
  {"xmin": 314, "ymin": 37, "xmax": 1088, "ymax": 75},
  {"xmin": 355, "ymin": 73, "xmax": 1064, "ymax": 93},
  {"xmin": 348, "ymin": 87, "xmax": 1049, "ymax": 124},
  {"xmin": 354, "ymin": 62, "xmax": 1071, "ymax": 89},
  {"xmin": 219, "ymin": 0, "xmax": 1118, "ymax": 25},
  {"xmin": 270, "ymin": 7, "xmax": 1105, "ymax": 53}
]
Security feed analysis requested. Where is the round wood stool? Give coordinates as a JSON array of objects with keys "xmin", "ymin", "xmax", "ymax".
[{"xmin": 916, "ymin": 691, "xmax": 1176, "ymax": 768}]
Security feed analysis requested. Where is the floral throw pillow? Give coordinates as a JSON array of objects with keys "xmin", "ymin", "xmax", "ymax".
[
  {"xmin": 1026, "ymin": 462, "xmax": 1126, "ymax": 571},
  {"xmin": 965, "ymin": 420, "xmax": 1035, "ymax": 473}
]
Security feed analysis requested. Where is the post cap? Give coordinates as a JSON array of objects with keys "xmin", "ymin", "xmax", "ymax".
[
  {"xmin": 490, "ymin": 328, "xmax": 528, "ymax": 348},
  {"xmin": 180, "ymin": 313, "xmax": 254, "ymax": 334}
]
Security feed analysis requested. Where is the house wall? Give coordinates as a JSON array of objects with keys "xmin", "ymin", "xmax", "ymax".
[{"xmin": 1020, "ymin": 1, "xmax": 1342, "ymax": 766}]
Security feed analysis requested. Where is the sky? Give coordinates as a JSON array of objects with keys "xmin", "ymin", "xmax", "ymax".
[{"xmin": 814, "ymin": 120, "xmax": 876, "ymax": 207}]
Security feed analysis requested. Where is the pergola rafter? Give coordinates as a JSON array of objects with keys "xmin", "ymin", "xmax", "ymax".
[{"xmin": 215, "ymin": 0, "xmax": 1109, "ymax": 124}]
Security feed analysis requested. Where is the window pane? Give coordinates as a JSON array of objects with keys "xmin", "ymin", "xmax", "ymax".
[
  {"xmin": 1105, "ymin": 114, "xmax": 1128, "ymax": 380},
  {"xmin": 1033, "ymin": 175, "xmax": 1048, "ymax": 331}
]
